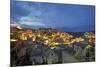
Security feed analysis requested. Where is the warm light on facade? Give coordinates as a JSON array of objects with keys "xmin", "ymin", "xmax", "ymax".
[
  {"xmin": 10, "ymin": 39, "xmax": 18, "ymax": 42},
  {"xmin": 32, "ymin": 37, "xmax": 36, "ymax": 41},
  {"xmin": 44, "ymin": 40, "xmax": 49, "ymax": 44},
  {"xmin": 16, "ymin": 26, "xmax": 22, "ymax": 29}
]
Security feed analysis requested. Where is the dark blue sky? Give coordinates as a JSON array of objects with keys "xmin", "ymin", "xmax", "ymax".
[{"xmin": 11, "ymin": 1, "xmax": 95, "ymax": 31}]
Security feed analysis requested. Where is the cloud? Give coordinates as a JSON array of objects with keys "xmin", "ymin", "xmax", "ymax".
[
  {"xmin": 18, "ymin": 16, "xmax": 45, "ymax": 26},
  {"xmin": 11, "ymin": 1, "xmax": 58, "ymax": 27},
  {"xmin": 14, "ymin": 2, "xmax": 47, "ymax": 27}
]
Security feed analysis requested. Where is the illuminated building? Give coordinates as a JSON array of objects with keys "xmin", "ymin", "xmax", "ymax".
[
  {"xmin": 16, "ymin": 25, "xmax": 22, "ymax": 29},
  {"xmin": 10, "ymin": 39, "xmax": 18, "ymax": 42}
]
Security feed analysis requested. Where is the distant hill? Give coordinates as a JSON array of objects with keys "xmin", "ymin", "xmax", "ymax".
[
  {"xmin": 10, "ymin": 23, "xmax": 95, "ymax": 32},
  {"xmin": 55, "ymin": 25, "xmax": 95, "ymax": 32},
  {"xmin": 21, "ymin": 24, "xmax": 46, "ymax": 29}
]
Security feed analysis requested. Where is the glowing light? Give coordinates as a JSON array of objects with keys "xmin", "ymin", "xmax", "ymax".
[
  {"xmin": 54, "ymin": 42, "xmax": 59, "ymax": 45},
  {"xmin": 51, "ymin": 47, "xmax": 55, "ymax": 49},
  {"xmin": 44, "ymin": 40, "xmax": 49, "ymax": 44},
  {"xmin": 32, "ymin": 37, "xmax": 36, "ymax": 41},
  {"xmin": 10, "ymin": 39, "xmax": 18, "ymax": 42},
  {"xmin": 16, "ymin": 26, "xmax": 22, "ymax": 29},
  {"xmin": 29, "ymin": 34, "xmax": 33, "ymax": 38},
  {"xmin": 43, "ymin": 36, "xmax": 48, "ymax": 39},
  {"xmin": 37, "ymin": 34, "xmax": 41, "ymax": 37}
]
